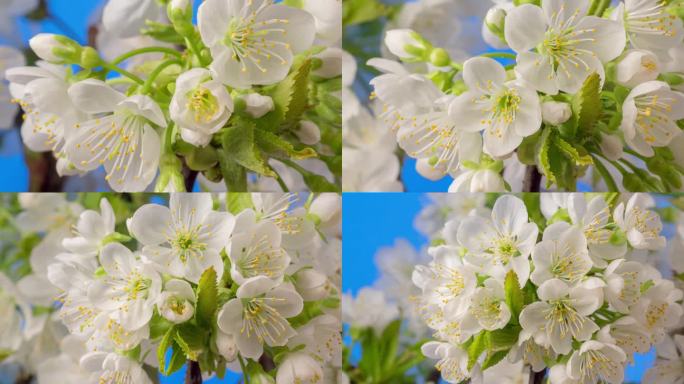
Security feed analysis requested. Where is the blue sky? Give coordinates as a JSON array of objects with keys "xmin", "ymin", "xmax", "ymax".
[{"xmin": 342, "ymin": 192, "xmax": 656, "ymax": 382}]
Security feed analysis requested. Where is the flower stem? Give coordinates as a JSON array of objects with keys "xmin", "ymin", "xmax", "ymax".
[
  {"xmin": 481, "ymin": 52, "xmax": 517, "ymax": 60},
  {"xmin": 141, "ymin": 60, "xmax": 183, "ymax": 94},
  {"xmin": 593, "ymin": 0, "xmax": 611, "ymax": 16},
  {"xmin": 100, "ymin": 62, "xmax": 145, "ymax": 85},
  {"xmin": 112, "ymin": 47, "xmax": 184, "ymax": 65},
  {"xmin": 238, "ymin": 354, "xmax": 250, "ymax": 384},
  {"xmin": 591, "ymin": 155, "xmax": 619, "ymax": 192}
]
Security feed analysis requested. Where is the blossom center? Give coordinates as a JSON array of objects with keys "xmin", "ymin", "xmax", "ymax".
[
  {"xmin": 634, "ymin": 94, "xmax": 675, "ymax": 144},
  {"xmin": 223, "ymin": 13, "xmax": 291, "ymax": 73},
  {"xmin": 187, "ymin": 87, "xmax": 219, "ymax": 123},
  {"xmin": 579, "ymin": 350, "xmax": 619, "ymax": 383},
  {"xmin": 241, "ymin": 297, "xmax": 289, "ymax": 344},
  {"xmin": 546, "ymin": 299, "xmax": 586, "ymax": 337}
]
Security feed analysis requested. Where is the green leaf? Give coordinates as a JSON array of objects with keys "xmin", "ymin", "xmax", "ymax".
[
  {"xmin": 217, "ymin": 148, "xmax": 247, "ymax": 191},
  {"xmin": 221, "ymin": 120, "xmax": 276, "ymax": 178},
  {"xmin": 522, "ymin": 193, "xmax": 545, "ymax": 230},
  {"xmin": 196, "ymin": 267, "xmax": 218, "ymax": 328},
  {"xmin": 467, "ymin": 333, "xmax": 487, "ymax": 370},
  {"xmin": 572, "ymin": 72, "xmax": 602, "ymax": 135},
  {"xmin": 226, "ymin": 193, "xmax": 254, "ymax": 215},
  {"xmin": 487, "ymin": 326, "xmax": 521, "ymax": 352},
  {"xmin": 381, "ymin": 319, "xmax": 402, "ymax": 372},
  {"xmin": 482, "ymin": 350, "xmax": 509, "ymax": 371},
  {"xmin": 554, "ymin": 136, "xmax": 593, "ymax": 166},
  {"xmin": 174, "ymin": 324, "xmax": 206, "ymax": 361},
  {"xmin": 517, "ymin": 131, "xmax": 541, "ymax": 165},
  {"xmin": 537, "ymin": 128, "xmax": 556, "ymax": 187},
  {"xmin": 150, "ymin": 313, "xmax": 173, "ymax": 340},
  {"xmin": 157, "ymin": 326, "xmax": 176, "ymax": 373},
  {"xmin": 166, "ymin": 342, "xmax": 188, "ymax": 375},
  {"xmin": 504, "ymin": 271, "xmax": 525, "ymax": 324},
  {"xmin": 343, "ymin": 0, "xmax": 388, "ymax": 26},
  {"xmin": 254, "ymin": 129, "xmax": 317, "ymax": 160},
  {"xmin": 267, "ymin": 59, "xmax": 312, "ymax": 127}
]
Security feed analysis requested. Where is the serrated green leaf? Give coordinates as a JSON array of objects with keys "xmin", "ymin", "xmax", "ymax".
[
  {"xmin": 166, "ymin": 342, "xmax": 187, "ymax": 375},
  {"xmin": 487, "ymin": 326, "xmax": 521, "ymax": 351},
  {"xmin": 554, "ymin": 136, "xmax": 593, "ymax": 166},
  {"xmin": 537, "ymin": 128, "xmax": 556, "ymax": 187},
  {"xmin": 517, "ymin": 131, "xmax": 541, "ymax": 165},
  {"xmin": 482, "ymin": 350, "xmax": 509, "ymax": 371},
  {"xmin": 467, "ymin": 333, "xmax": 487, "ymax": 370},
  {"xmin": 572, "ymin": 72, "xmax": 602, "ymax": 135},
  {"xmin": 158, "ymin": 327, "xmax": 176, "ymax": 373},
  {"xmin": 268, "ymin": 59, "xmax": 312, "ymax": 128},
  {"xmin": 150, "ymin": 313, "xmax": 173, "ymax": 340},
  {"xmin": 174, "ymin": 325, "xmax": 206, "ymax": 361},
  {"xmin": 221, "ymin": 120, "xmax": 276, "ymax": 178},
  {"xmin": 504, "ymin": 271, "xmax": 525, "ymax": 324},
  {"xmin": 254, "ymin": 129, "xmax": 317, "ymax": 160},
  {"xmin": 196, "ymin": 267, "xmax": 218, "ymax": 328}
]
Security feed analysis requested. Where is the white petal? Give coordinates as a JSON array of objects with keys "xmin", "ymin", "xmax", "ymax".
[
  {"xmin": 463, "ymin": 57, "xmax": 506, "ymax": 92},
  {"xmin": 68, "ymin": 79, "xmax": 126, "ymax": 114},
  {"xmin": 505, "ymin": 4, "xmax": 546, "ymax": 52},
  {"xmin": 128, "ymin": 204, "xmax": 172, "ymax": 245}
]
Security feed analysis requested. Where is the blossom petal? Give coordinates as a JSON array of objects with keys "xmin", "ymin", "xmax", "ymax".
[
  {"xmin": 505, "ymin": 4, "xmax": 546, "ymax": 52},
  {"xmin": 68, "ymin": 79, "xmax": 125, "ymax": 114},
  {"xmin": 463, "ymin": 57, "xmax": 506, "ymax": 92}
]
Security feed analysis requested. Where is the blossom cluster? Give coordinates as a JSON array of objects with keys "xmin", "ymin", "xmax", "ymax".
[
  {"xmin": 0, "ymin": 192, "xmax": 342, "ymax": 384},
  {"xmin": 4, "ymin": 0, "xmax": 342, "ymax": 192},
  {"xmin": 351, "ymin": 0, "xmax": 684, "ymax": 192},
  {"xmin": 410, "ymin": 193, "xmax": 682, "ymax": 383}
]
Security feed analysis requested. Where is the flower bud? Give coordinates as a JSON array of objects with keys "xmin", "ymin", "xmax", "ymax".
[
  {"xmin": 599, "ymin": 133, "xmax": 624, "ymax": 162},
  {"xmin": 296, "ymin": 121, "xmax": 321, "ymax": 145},
  {"xmin": 158, "ymin": 293, "xmax": 194, "ymax": 323},
  {"xmin": 486, "ymin": 6, "xmax": 506, "ymax": 27},
  {"xmin": 157, "ymin": 279, "xmax": 195, "ymax": 324},
  {"xmin": 216, "ymin": 331, "xmax": 238, "ymax": 362},
  {"xmin": 80, "ymin": 47, "xmax": 101, "ymax": 69},
  {"xmin": 429, "ymin": 48, "xmax": 451, "ymax": 67},
  {"xmin": 482, "ymin": 5, "xmax": 509, "ymax": 49},
  {"xmin": 29, "ymin": 34, "xmax": 82, "ymax": 63},
  {"xmin": 309, "ymin": 194, "xmax": 341, "ymax": 224},
  {"xmin": 616, "ymin": 49, "xmax": 660, "ymax": 87},
  {"xmin": 541, "ymin": 101, "xmax": 572, "ymax": 125},
  {"xmin": 385, "ymin": 29, "xmax": 426, "ymax": 59},
  {"xmin": 313, "ymin": 48, "xmax": 342, "ymax": 78},
  {"xmin": 275, "ymin": 353, "xmax": 324, "ymax": 384},
  {"xmin": 294, "ymin": 269, "xmax": 329, "ymax": 301},
  {"xmin": 243, "ymin": 93, "xmax": 274, "ymax": 118},
  {"xmin": 416, "ymin": 158, "xmax": 447, "ymax": 181}
]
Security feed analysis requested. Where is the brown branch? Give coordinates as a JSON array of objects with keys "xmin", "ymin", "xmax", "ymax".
[
  {"xmin": 523, "ymin": 165, "xmax": 542, "ymax": 192},
  {"xmin": 529, "ymin": 368, "xmax": 547, "ymax": 384},
  {"xmin": 185, "ymin": 360, "xmax": 202, "ymax": 384}
]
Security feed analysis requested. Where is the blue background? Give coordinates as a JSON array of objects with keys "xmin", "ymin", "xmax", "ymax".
[{"xmin": 342, "ymin": 192, "xmax": 656, "ymax": 382}]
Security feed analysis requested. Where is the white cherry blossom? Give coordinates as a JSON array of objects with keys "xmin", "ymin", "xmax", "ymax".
[
  {"xmin": 217, "ymin": 276, "xmax": 303, "ymax": 360},
  {"xmin": 66, "ymin": 79, "xmax": 165, "ymax": 192},
  {"xmin": 505, "ymin": 0, "xmax": 626, "ymax": 94},
  {"xmin": 170, "ymin": 68, "xmax": 234, "ymax": 147},
  {"xmin": 128, "ymin": 194, "xmax": 235, "ymax": 283},
  {"xmin": 620, "ymin": 81, "xmax": 684, "ymax": 157},
  {"xmin": 198, "ymin": 0, "xmax": 316, "ymax": 88},
  {"xmin": 449, "ymin": 57, "xmax": 542, "ymax": 157},
  {"xmin": 457, "ymin": 195, "xmax": 539, "ymax": 286},
  {"xmin": 520, "ymin": 278, "xmax": 604, "ymax": 354}
]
